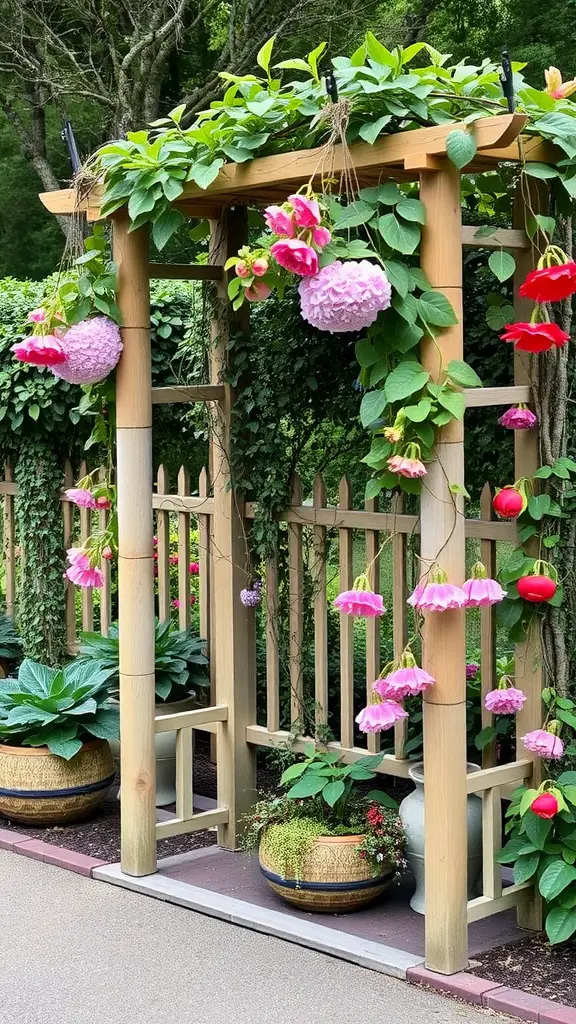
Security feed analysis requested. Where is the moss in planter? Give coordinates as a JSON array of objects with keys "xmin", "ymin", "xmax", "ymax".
[{"xmin": 261, "ymin": 817, "xmax": 328, "ymax": 881}]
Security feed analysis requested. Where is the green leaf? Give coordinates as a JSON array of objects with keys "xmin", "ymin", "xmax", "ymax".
[
  {"xmin": 28, "ymin": 404, "xmax": 40, "ymax": 421},
  {"xmin": 360, "ymin": 389, "xmax": 387, "ymax": 427},
  {"xmin": 189, "ymin": 159, "xmax": 224, "ymax": 189},
  {"xmin": 528, "ymin": 493, "xmax": 552, "ymax": 520},
  {"xmin": 446, "ymin": 129, "xmax": 477, "ymax": 169},
  {"xmin": 322, "ymin": 780, "xmax": 346, "ymax": 807},
  {"xmin": 475, "ymin": 726, "xmax": 497, "ymax": 751},
  {"xmin": 513, "ymin": 850, "xmax": 541, "ymax": 884},
  {"xmin": 546, "ymin": 905, "xmax": 576, "ymax": 944},
  {"xmin": 488, "ymin": 251, "xmax": 516, "ymax": 282},
  {"xmin": 524, "ymin": 811, "xmax": 552, "ymax": 851},
  {"xmin": 396, "ymin": 198, "xmax": 426, "ymax": 224},
  {"xmin": 557, "ymin": 709, "xmax": 576, "ymax": 731},
  {"xmin": 358, "ymin": 115, "xmax": 392, "ymax": 145},
  {"xmin": 274, "ymin": 58, "xmax": 312, "ymax": 73},
  {"xmin": 286, "ymin": 774, "xmax": 326, "ymax": 799},
  {"xmin": 378, "ymin": 213, "xmax": 420, "ymax": 254},
  {"xmin": 256, "ymin": 35, "xmax": 276, "ymax": 75},
  {"xmin": 437, "ymin": 388, "xmax": 465, "ymax": 420},
  {"xmin": 333, "ymin": 200, "xmax": 375, "ymax": 230},
  {"xmin": 417, "ymin": 290, "xmax": 458, "ymax": 327},
  {"xmin": 44, "ymin": 729, "xmax": 83, "ymax": 760},
  {"xmin": 519, "ymin": 788, "xmax": 539, "ymax": 816},
  {"xmin": 364, "ymin": 31, "xmax": 396, "ymax": 67},
  {"xmin": 83, "ymin": 708, "xmax": 120, "ymax": 741},
  {"xmin": 562, "ymin": 785, "xmax": 576, "ymax": 806},
  {"xmin": 366, "ymin": 789, "xmax": 398, "ymax": 809},
  {"xmin": 539, "ymin": 860, "xmax": 576, "ymax": 900},
  {"xmin": 486, "ymin": 303, "xmax": 514, "ymax": 331},
  {"xmin": 445, "ymin": 359, "xmax": 483, "ymax": 388},
  {"xmin": 383, "ymin": 260, "xmax": 412, "ymax": 298},
  {"xmin": 280, "ymin": 761, "xmax": 308, "ymax": 784},
  {"xmin": 152, "ymin": 209, "xmax": 184, "ymax": 251},
  {"xmin": 384, "ymin": 362, "xmax": 430, "ymax": 404},
  {"xmin": 495, "ymin": 837, "xmax": 537, "ymax": 863},
  {"xmin": 523, "ymin": 162, "xmax": 559, "ymax": 179},
  {"xmin": 359, "ymin": 183, "xmax": 402, "ymax": 206},
  {"xmin": 405, "ymin": 399, "xmax": 432, "ymax": 422}
]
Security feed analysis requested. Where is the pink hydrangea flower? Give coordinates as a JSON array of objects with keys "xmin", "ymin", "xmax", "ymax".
[
  {"xmin": 65, "ymin": 488, "xmax": 98, "ymax": 510},
  {"xmin": 522, "ymin": 728, "xmax": 564, "ymax": 759},
  {"xmin": 312, "ymin": 227, "xmax": 331, "ymax": 248},
  {"xmin": 271, "ymin": 239, "xmax": 319, "ymax": 276},
  {"xmin": 373, "ymin": 652, "xmax": 435, "ymax": 700},
  {"xmin": 356, "ymin": 700, "xmax": 408, "ymax": 733},
  {"xmin": 264, "ymin": 206, "xmax": 295, "ymax": 237},
  {"xmin": 499, "ymin": 405, "xmax": 538, "ymax": 430},
  {"xmin": 288, "ymin": 194, "xmax": 321, "ymax": 228},
  {"xmin": 65, "ymin": 548, "xmax": 104, "ymax": 589},
  {"xmin": 27, "ymin": 308, "xmax": 46, "ymax": 323},
  {"xmin": 462, "ymin": 562, "xmax": 506, "ymax": 607},
  {"xmin": 334, "ymin": 576, "xmax": 385, "ymax": 617},
  {"xmin": 485, "ymin": 686, "xmax": 527, "ymax": 714},
  {"xmin": 387, "ymin": 455, "xmax": 427, "ymax": 478},
  {"xmin": 299, "ymin": 261, "xmax": 392, "ymax": 332},
  {"xmin": 245, "ymin": 281, "xmax": 271, "ymax": 302},
  {"xmin": 408, "ymin": 567, "xmax": 466, "ymax": 612},
  {"xmin": 52, "ymin": 316, "xmax": 122, "ymax": 385},
  {"xmin": 466, "ymin": 662, "xmax": 480, "ymax": 679},
  {"xmin": 12, "ymin": 335, "xmax": 67, "ymax": 366},
  {"xmin": 189, "ymin": 562, "xmax": 199, "ymax": 574},
  {"xmin": 240, "ymin": 580, "xmax": 262, "ymax": 607}
]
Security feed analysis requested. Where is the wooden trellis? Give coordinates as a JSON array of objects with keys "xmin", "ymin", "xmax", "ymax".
[{"xmin": 39, "ymin": 111, "xmax": 553, "ymax": 974}]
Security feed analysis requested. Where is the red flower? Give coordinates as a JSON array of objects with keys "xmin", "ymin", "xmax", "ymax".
[
  {"xmin": 531, "ymin": 792, "xmax": 559, "ymax": 819},
  {"xmin": 519, "ymin": 262, "xmax": 576, "ymax": 303},
  {"xmin": 500, "ymin": 321, "xmax": 569, "ymax": 353},
  {"xmin": 517, "ymin": 574, "xmax": 557, "ymax": 603},
  {"xmin": 367, "ymin": 806, "xmax": 384, "ymax": 827},
  {"xmin": 492, "ymin": 487, "xmax": 525, "ymax": 519}
]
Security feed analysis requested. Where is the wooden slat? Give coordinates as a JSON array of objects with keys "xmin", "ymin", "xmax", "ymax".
[
  {"xmin": 152, "ymin": 493, "xmax": 214, "ymax": 515},
  {"xmin": 464, "ymin": 385, "xmax": 531, "ymax": 407},
  {"xmin": 154, "ymin": 703, "xmax": 228, "ymax": 732},
  {"xmin": 177, "ymin": 466, "xmax": 191, "ymax": 630},
  {"xmin": 175, "ymin": 727, "xmax": 194, "ymax": 820},
  {"xmin": 78, "ymin": 461, "xmax": 93, "ymax": 632},
  {"xmin": 461, "ymin": 226, "xmax": 529, "ymax": 250},
  {"xmin": 480, "ymin": 482, "xmax": 497, "ymax": 768},
  {"xmin": 312, "ymin": 474, "xmax": 328, "ymax": 732},
  {"xmin": 155, "ymin": 807, "xmax": 229, "ymax": 839},
  {"xmin": 338, "ymin": 476, "xmax": 354, "ymax": 749},
  {"xmin": 245, "ymin": 725, "xmax": 413, "ymax": 778},
  {"xmin": 2, "ymin": 461, "xmax": 15, "ymax": 620},
  {"xmin": 482, "ymin": 786, "xmax": 503, "ymax": 900},
  {"xmin": 0, "ymin": 481, "xmax": 17, "ymax": 495},
  {"xmin": 149, "ymin": 263, "xmax": 222, "ymax": 281},
  {"xmin": 288, "ymin": 474, "xmax": 304, "ymax": 725},
  {"xmin": 151, "ymin": 385, "xmax": 226, "ymax": 405},
  {"xmin": 98, "ymin": 467, "xmax": 111, "ymax": 636},
  {"xmin": 467, "ymin": 883, "xmax": 531, "ymax": 922},
  {"xmin": 466, "ymin": 759, "xmax": 532, "ymax": 794},
  {"xmin": 156, "ymin": 465, "xmax": 171, "ymax": 622},
  {"xmin": 198, "ymin": 466, "xmax": 211, "ymax": 666},
  {"xmin": 265, "ymin": 554, "xmax": 280, "ymax": 733},
  {"xmin": 365, "ymin": 496, "xmax": 381, "ymax": 755},
  {"xmin": 392, "ymin": 494, "xmax": 408, "ymax": 760}
]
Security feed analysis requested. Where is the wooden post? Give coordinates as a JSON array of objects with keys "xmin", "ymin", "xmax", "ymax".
[
  {"xmin": 419, "ymin": 163, "xmax": 468, "ymax": 974},
  {"xmin": 209, "ymin": 208, "xmax": 257, "ymax": 849},
  {"xmin": 3, "ymin": 461, "xmax": 15, "ymax": 620},
  {"xmin": 113, "ymin": 214, "xmax": 157, "ymax": 877}
]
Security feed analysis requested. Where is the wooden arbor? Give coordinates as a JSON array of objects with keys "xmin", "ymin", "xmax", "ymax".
[{"xmin": 41, "ymin": 112, "xmax": 552, "ymax": 974}]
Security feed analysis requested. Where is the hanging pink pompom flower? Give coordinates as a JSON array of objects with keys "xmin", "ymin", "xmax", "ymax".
[
  {"xmin": 356, "ymin": 699, "xmax": 408, "ymax": 733},
  {"xmin": 522, "ymin": 727, "xmax": 564, "ymax": 760},
  {"xmin": 387, "ymin": 454, "xmax": 427, "ymax": 479},
  {"xmin": 462, "ymin": 562, "xmax": 506, "ymax": 607},
  {"xmin": 408, "ymin": 566, "xmax": 466, "ymax": 612},
  {"xmin": 65, "ymin": 548, "xmax": 104, "ymax": 589},
  {"xmin": 373, "ymin": 649, "xmax": 435, "ymax": 700},
  {"xmin": 312, "ymin": 226, "xmax": 331, "ymax": 248},
  {"xmin": 189, "ymin": 562, "xmax": 199, "ymax": 574},
  {"xmin": 240, "ymin": 580, "xmax": 262, "ymax": 607},
  {"xmin": 299, "ymin": 261, "xmax": 392, "ymax": 333},
  {"xmin": 271, "ymin": 239, "xmax": 319, "ymax": 276},
  {"xmin": 498, "ymin": 405, "xmax": 538, "ymax": 430},
  {"xmin": 27, "ymin": 308, "xmax": 46, "ymax": 323},
  {"xmin": 264, "ymin": 206, "xmax": 295, "ymax": 237},
  {"xmin": 12, "ymin": 335, "xmax": 67, "ymax": 367},
  {"xmin": 65, "ymin": 488, "xmax": 98, "ymax": 510},
  {"xmin": 172, "ymin": 599, "xmax": 180, "ymax": 609},
  {"xmin": 466, "ymin": 662, "xmax": 480, "ymax": 679},
  {"xmin": 485, "ymin": 685, "xmax": 527, "ymax": 714},
  {"xmin": 245, "ymin": 281, "xmax": 271, "ymax": 302},
  {"xmin": 334, "ymin": 575, "xmax": 385, "ymax": 617},
  {"xmin": 52, "ymin": 316, "xmax": 122, "ymax": 385},
  {"xmin": 288, "ymin": 194, "xmax": 321, "ymax": 228}
]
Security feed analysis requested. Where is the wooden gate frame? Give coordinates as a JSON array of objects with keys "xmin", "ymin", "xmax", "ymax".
[{"xmin": 40, "ymin": 112, "xmax": 555, "ymax": 973}]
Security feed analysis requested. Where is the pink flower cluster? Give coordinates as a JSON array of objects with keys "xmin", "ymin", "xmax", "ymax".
[
  {"xmin": 408, "ymin": 563, "xmax": 506, "ymax": 613},
  {"xmin": 264, "ymin": 194, "xmax": 331, "ymax": 279},
  {"xmin": 65, "ymin": 548, "xmax": 104, "ymax": 589},
  {"xmin": 498, "ymin": 405, "xmax": 538, "ymax": 430},
  {"xmin": 240, "ymin": 580, "xmax": 262, "ymax": 607},
  {"xmin": 484, "ymin": 685, "xmax": 527, "ymax": 714},
  {"xmin": 356, "ymin": 700, "xmax": 407, "ymax": 733},
  {"xmin": 65, "ymin": 488, "xmax": 111, "ymax": 511},
  {"xmin": 12, "ymin": 315, "xmax": 122, "ymax": 385},
  {"xmin": 373, "ymin": 652, "xmax": 435, "ymax": 700},
  {"xmin": 299, "ymin": 260, "xmax": 392, "ymax": 333},
  {"xmin": 334, "ymin": 577, "xmax": 385, "ymax": 617},
  {"xmin": 522, "ymin": 728, "xmax": 564, "ymax": 759}
]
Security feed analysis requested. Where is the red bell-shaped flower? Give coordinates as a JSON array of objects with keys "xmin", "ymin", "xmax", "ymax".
[
  {"xmin": 493, "ymin": 486, "xmax": 525, "ymax": 519},
  {"xmin": 531, "ymin": 792, "xmax": 559, "ymax": 819}
]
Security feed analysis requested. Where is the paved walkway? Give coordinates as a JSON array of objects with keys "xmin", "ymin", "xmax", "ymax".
[{"xmin": 0, "ymin": 850, "xmax": 516, "ymax": 1024}]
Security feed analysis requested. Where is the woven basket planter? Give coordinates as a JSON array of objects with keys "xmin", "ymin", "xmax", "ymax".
[
  {"xmin": 259, "ymin": 833, "xmax": 393, "ymax": 912},
  {"xmin": 0, "ymin": 739, "xmax": 115, "ymax": 825}
]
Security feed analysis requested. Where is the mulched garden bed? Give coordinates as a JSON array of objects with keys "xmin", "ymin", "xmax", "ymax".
[{"xmin": 469, "ymin": 932, "xmax": 576, "ymax": 1008}]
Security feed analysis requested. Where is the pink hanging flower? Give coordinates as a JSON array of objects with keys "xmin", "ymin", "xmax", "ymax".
[
  {"xmin": 264, "ymin": 206, "xmax": 295, "ymax": 237},
  {"xmin": 334, "ymin": 575, "xmax": 385, "ymax": 617},
  {"xmin": 240, "ymin": 580, "xmax": 262, "ymax": 607},
  {"xmin": 388, "ymin": 443, "xmax": 427, "ymax": 479},
  {"xmin": 252, "ymin": 258, "xmax": 269, "ymax": 277},
  {"xmin": 235, "ymin": 261, "xmax": 250, "ymax": 278},
  {"xmin": 299, "ymin": 260, "xmax": 391, "ymax": 332},
  {"xmin": 172, "ymin": 599, "xmax": 180, "ymax": 609},
  {"xmin": 65, "ymin": 548, "xmax": 104, "ymax": 589},
  {"xmin": 245, "ymin": 281, "xmax": 272, "ymax": 302},
  {"xmin": 288, "ymin": 194, "xmax": 321, "ymax": 228},
  {"xmin": 462, "ymin": 562, "xmax": 506, "ymax": 607},
  {"xmin": 65, "ymin": 488, "xmax": 98, "ymax": 510},
  {"xmin": 522, "ymin": 726, "xmax": 564, "ymax": 760},
  {"xmin": 312, "ymin": 226, "xmax": 331, "ymax": 248},
  {"xmin": 498, "ymin": 405, "xmax": 538, "ymax": 430},
  {"xmin": 466, "ymin": 662, "xmax": 480, "ymax": 679},
  {"xmin": 12, "ymin": 335, "xmax": 67, "ymax": 367},
  {"xmin": 189, "ymin": 562, "xmax": 199, "ymax": 574},
  {"xmin": 408, "ymin": 566, "xmax": 466, "ymax": 612},
  {"xmin": 271, "ymin": 239, "xmax": 319, "ymax": 276},
  {"xmin": 27, "ymin": 308, "xmax": 46, "ymax": 323},
  {"xmin": 52, "ymin": 316, "xmax": 122, "ymax": 385},
  {"xmin": 373, "ymin": 648, "xmax": 435, "ymax": 700},
  {"xmin": 102, "ymin": 546, "xmax": 113, "ymax": 561},
  {"xmin": 169, "ymin": 555, "xmax": 179, "ymax": 565},
  {"xmin": 485, "ymin": 684, "xmax": 526, "ymax": 714},
  {"xmin": 356, "ymin": 699, "xmax": 408, "ymax": 733},
  {"xmin": 190, "ymin": 594, "xmax": 197, "ymax": 605}
]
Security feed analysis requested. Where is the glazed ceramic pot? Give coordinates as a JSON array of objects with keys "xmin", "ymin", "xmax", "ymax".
[
  {"xmin": 259, "ymin": 832, "xmax": 393, "ymax": 912},
  {"xmin": 0, "ymin": 739, "xmax": 114, "ymax": 825},
  {"xmin": 399, "ymin": 761, "xmax": 483, "ymax": 914}
]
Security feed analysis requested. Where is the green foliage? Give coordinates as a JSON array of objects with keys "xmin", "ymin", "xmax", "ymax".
[
  {"xmin": 0, "ymin": 656, "xmax": 118, "ymax": 759},
  {"xmin": 75, "ymin": 619, "xmax": 209, "ymax": 702},
  {"xmin": 0, "ymin": 614, "xmax": 22, "ymax": 662},
  {"xmin": 54, "ymin": 226, "xmax": 120, "ymax": 326},
  {"xmin": 15, "ymin": 438, "xmax": 67, "ymax": 668},
  {"xmin": 261, "ymin": 817, "xmax": 327, "ymax": 881},
  {"xmin": 282, "ymin": 743, "xmax": 397, "ymax": 820}
]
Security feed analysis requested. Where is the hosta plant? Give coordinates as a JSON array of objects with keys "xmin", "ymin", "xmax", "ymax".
[
  {"xmin": 75, "ymin": 619, "xmax": 209, "ymax": 702},
  {"xmin": 0, "ymin": 658, "xmax": 118, "ymax": 760},
  {"xmin": 0, "ymin": 614, "xmax": 22, "ymax": 663}
]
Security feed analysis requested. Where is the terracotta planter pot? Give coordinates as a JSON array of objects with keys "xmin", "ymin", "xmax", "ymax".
[
  {"xmin": 259, "ymin": 832, "xmax": 393, "ymax": 912},
  {"xmin": 0, "ymin": 739, "xmax": 115, "ymax": 825}
]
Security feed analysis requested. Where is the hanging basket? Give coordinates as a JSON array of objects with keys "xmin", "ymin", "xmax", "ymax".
[
  {"xmin": 298, "ymin": 260, "xmax": 391, "ymax": 333},
  {"xmin": 52, "ymin": 316, "xmax": 122, "ymax": 385}
]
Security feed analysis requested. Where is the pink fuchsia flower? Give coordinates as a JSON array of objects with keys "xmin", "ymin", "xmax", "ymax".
[
  {"xmin": 373, "ymin": 648, "xmax": 435, "ymax": 700},
  {"xmin": 169, "ymin": 555, "xmax": 179, "ymax": 565},
  {"xmin": 235, "ymin": 261, "xmax": 250, "ymax": 278},
  {"xmin": 299, "ymin": 260, "xmax": 392, "ymax": 332},
  {"xmin": 252, "ymin": 258, "xmax": 269, "ymax": 277},
  {"xmin": 356, "ymin": 699, "xmax": 408, "ymax": 733},
  {"xmin": 12, "ymin": 335, "xmax": 67, "ymax": 367},
  {"xmin": 312, "ymin": 226, "xmax": 331, "ymax": 248},
  {"xmin": 65, "ymin": 548, "xmax": 104, "ymax": 589},
  {"xmin": 484, "ymin": 685, "xmax": 527, "ymax": 714},
  {"xmin": 288, "ymin": 193, "xmax": 321, "ymax": 228},
  {"xmin": 264, "ymin": 205, "xmax": 295, "ymax": 237},
  {"xmin": 408, "ymin": 566, "xmax": 466, "ymax": 612},
  {"xmin": 190, "ymin": 594, "xmax": 197, "ymax": 605},
  {"xmin": 245, "ymin": 281, "xmax": 271, "ymax": 302},
  {"xmin": 462, "ymin": 561, "xmax": 507, "ymax": 607},
  {"xmin": 334, "ymin": 575, "xmax": 385, "ymax": 617},
  {"xmin": 387, "ymin": 443, "xmax": 427, "ymax": 478},
  {"xmin": 271, "ymin": 239, "xmax": 319, "ymax": 276},
  {"xmin": 65, "ymin": 488, "xmax": 98, "ymax": 509},
  {"xmin": 172, "ymin": 598, "xmax": 180, "ymax": 609},
  {"xmin": 95, "ymin": 497, "xmax": 112, "ymax": 510},
  {"xmin": 466, "ymin": 662, "xmax": 479, "ymax": 679},
  {"xmin": 102, "ymin": 546, "xmax": 113, "ymax": 561},
  {"xmin": 522, "ymin": 726, "xmax": 564, "ymax": 760},
  {"xmin": 498, "ymin": 405, "xmax": 538, "ymax": 430},
  {"xmin": 189, "ymin": 562, "xmax": 199, "ymax": 574},
  {"xmin": 27, "ymin": 308, "xmax": 46, "ymax": 323},
  {"xmin": 52, "ymin": 316, "xmax": 122, "ymax": 385}
]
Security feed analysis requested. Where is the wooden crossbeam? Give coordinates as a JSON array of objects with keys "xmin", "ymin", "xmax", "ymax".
[
  {"xmin": 154, "ymin": 703, "xmax": 228, "ymax": 733},
  {"xmin": 245, "ymin": 725, "xmax": 413, "ymax": 778},
  {"xmin": 466, "ymin": 759, "xmax": 533, "ymax": 794},
  {"xmin": 151, "ymin": 385, "xmax": 225, "ymax": 404},
  {"xmin": 461, "ymin": 226, "xmax": 529, "ymax": 250},
  {"xmin": 149, "ymin": 262, "xmax": 222, "ymax": 281},
  {"xmin": 467, "ymin": 884, "xmax": 531, "ymax": 922},
  {"xmin": 465, "ymin": 385, "xmax": 531, "ymax": 407},
  {"xmin": 155, "ymin": 807, "xmax": 229, "ymax": 839}
]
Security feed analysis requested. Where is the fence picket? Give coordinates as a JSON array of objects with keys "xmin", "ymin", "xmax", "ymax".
[
  {"xmin": 265, "ymin": 554, "xmax": 280, "ymax": 733},
  {"xmin": 312, "ymin": 474, "xmax": 328, "ymax": 732},
  {"xmin": 365, "ymin": 495, "xmax": 380, "ymax": 754},
  {"xmin": 338, "ymin": 476, "xmax": 354, "ymax": 749},
  {"xmin": 198, "ymin": 466, "xmax": 211, "ymax": 662},
  {"xmin": 79, "ymin": 461, "xmax": 93, "ymax": 632},
  {"xmin": 288, "ymin": 473, "xmax": 304, "ymax": 725},
  {"xmin": 98, "ymin": 467, "xmax": 111, "ymax": 635},
  {"xmin": 3, "ymin": 461, "xmax": 15, "ymax": 620},
  {"xmin": 480, "ymin": 482, "xmax": 497, "ymax": 768},
  {"xmin": 177, "ymin": 466, "xmax": 191, "ymax": 630},
  {"xmin": 156, "ymin": 465, "xmax": 171, "ymax": 622},
  {"xmin": 392, "ymin": 493, "xmax": 408, "ymax": 760}
]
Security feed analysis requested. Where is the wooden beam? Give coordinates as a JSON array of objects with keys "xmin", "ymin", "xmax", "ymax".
[
  {"xmin": 151, "ymin": 385, "xmax": 225, "ymax": 404},
  {"xmin": 149, "ymin": 262, "xmax": 222, "ymax": 281},
  {"xmin": 461, "ymin": 226, "xmax": 529, "ymax": 250},
  {"xmin": 152, "ymin": 494, "xmax": 215, "ymax": 515},
  {"xmin": 466, "ymin": 759, "xmax": 533, "ymax": 794},
  {"xmin": 467, "ymin": 884, "xmax": 531, "ymax": 922},
  {"xmin": 154, "ymin": 703, "xmax": 228, "ymax": 733},
  {"xmin": 155, "ymin": 807, "xmax": 229, "ymax": 839},
  {"xmin": 464, "ymin": 385, "xmax": 531, "ymax": 407},
  {"xmin": 245, "ymin": 725, "xmax": 413, "ymax": 779}
]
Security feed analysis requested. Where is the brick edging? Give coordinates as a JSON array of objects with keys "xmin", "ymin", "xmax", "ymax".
[
  {"xmin": 0, "ymin": 826, "xmax": 106, "ymax": 877},
  {"xmin": 407, "ymin": 965, "xmax": 576, "ymax": 1023}
]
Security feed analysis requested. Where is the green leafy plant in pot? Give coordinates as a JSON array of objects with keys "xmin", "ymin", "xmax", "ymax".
[
  {"xmin": 0, "ymin": 613, "xmax": 22, "ymax": 678},
  {"xmin": 0, "ymin": 658, "xmax": 118, "ymax": 825},
  {"xmin": 244, "ymin": 743, "xmax": 406, "ymax": 913}
]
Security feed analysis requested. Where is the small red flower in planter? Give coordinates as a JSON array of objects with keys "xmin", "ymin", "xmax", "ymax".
[
  {"xmin": 492, "ymin": 485, "xmax": 526, "ymax": 519},
  {"xmin": 500, "ymin": 321, "xmax": 569, "ymax": 353},
  {"xmin": 531, "ymin": 792, "xmax": 559, "ymax": 819},
  {"xmin": 520, "ymin": 261, "xmax": 576, "ymax": 303},
  {"xmin": 517, "ymin": 561, "xmax": 558, "ymax": 603}
]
